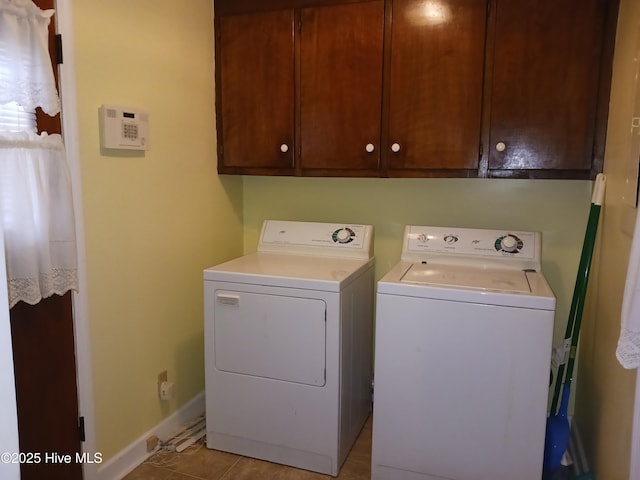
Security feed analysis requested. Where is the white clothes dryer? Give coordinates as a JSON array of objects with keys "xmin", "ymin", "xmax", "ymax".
[
  {"xmin": 204, "ymin": 220, "xmax": 375, "ymax": 476},
  {"xmin": 372, "ymin": 225, "xmax": 556, "ymax": 480}
]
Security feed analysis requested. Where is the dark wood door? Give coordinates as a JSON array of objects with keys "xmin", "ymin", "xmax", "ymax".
[
  {"xmin": 385, "ymin": 0, "xmax": 487, "ymax": 176},
  {"xmin": 216, "ymin": 9, "xmax": 295, "ymax": 175},
  {"xmin": 10, "ymin": 294, "xmax": 82, "ymax": 480},
  {"xmin": 9, "ymin": 1, "xmax": 83, "ymax": 479},
  {"xmin": 299, "ymin": 1, "xmax": 384, "ymax": 176},
  {"xmin": 487, "ymin": 0, "xmax": 610, "ymax": 177}
]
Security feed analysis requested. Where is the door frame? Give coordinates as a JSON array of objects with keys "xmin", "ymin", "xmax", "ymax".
[
  {"xmin": 55, "ymin": 2, "xmax": 98, "ymax": 479},
  {"xmin": 0, "ymin": 226, "xmax": 20, "ymax": 480}
]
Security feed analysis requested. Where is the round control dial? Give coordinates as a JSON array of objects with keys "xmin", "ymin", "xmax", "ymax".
[
  {"xmin": 332, "ymin": 227, "xmax": 355, "ymax": 244},
  {"xmin": 443, "ymin": 234, "xmax": 458, "ymax": 245},
  {"xmin": 495, "ymin": 234, "xmax": 523, "ymax": 253}
]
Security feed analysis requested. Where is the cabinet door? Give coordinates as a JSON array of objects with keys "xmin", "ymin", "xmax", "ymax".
[
  {"xmin": 216, "ymin": 10, "xmax": 295, "ymax": 174},
  {"xmin": 488, "ymin": 0, "xmax": 607, "ymax": 177},
  {"xmin": 299, "ymin": 2, "xmax": 384, "ymax": 175},
  {"xmin": 386, "ymin": 0, "xmax": 487, "ymax": 176}
]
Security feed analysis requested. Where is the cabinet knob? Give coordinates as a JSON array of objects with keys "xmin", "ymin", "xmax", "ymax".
[
  {"xmin": 280, "ymin": 144, "xmax": 289, "ymax": 153},
  {"xmin": 495, "ymin": 142, "xmax": 506, "ymax": 152},
  {"xmin": 365, "ymin": 143, "xmax": 375, "ymax": 153},
  {"xmin": 391, "ymin": 143, "xmax": 401, "ymax": 153}
]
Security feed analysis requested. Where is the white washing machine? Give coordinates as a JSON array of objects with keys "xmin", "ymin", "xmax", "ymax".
[
  {"xmin": 204, "ymin": 220, "xmax": 375, "ymax": 476},
  {"xmin": 372, "ymin": 225, "xmax": 556, "ymax": 480}
]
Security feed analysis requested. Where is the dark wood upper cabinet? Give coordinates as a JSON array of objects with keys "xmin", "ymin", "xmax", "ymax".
[
  {"xmin": 299, "ymin": 1, "xmax": 384, "ymax": 176},
  {"xmin": 216, "ymin": 0, "xmax": 384, "ymax": 176},
  {"xmin": 384, "ymin": 0, "xmax": 487, "ymax": 177},
  {"xmin": 216, "ymin": 9, "xmax": 295, "ymax": 175},
  {"xmin": 214, "ymin": 0, "xmax": 619, "ymax": 179},
  {"xmin": 485, "ymin": 0, "xmax": 617, "ymax": 179}
]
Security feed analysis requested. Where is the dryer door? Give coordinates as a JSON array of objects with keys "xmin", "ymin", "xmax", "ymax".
[{"xmin": 214, "ymin": 290, "xmax": 326, "ymax": 386}]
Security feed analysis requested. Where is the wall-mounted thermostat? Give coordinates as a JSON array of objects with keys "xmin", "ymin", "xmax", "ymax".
[{"xmin": 99, "ymin": 104, "xmax": 150, "ymax": 151}]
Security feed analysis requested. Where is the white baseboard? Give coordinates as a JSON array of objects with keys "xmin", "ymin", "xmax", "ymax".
[{"xmin": 97, "ymin": 391, "xmax": 205, "ymax": 480}]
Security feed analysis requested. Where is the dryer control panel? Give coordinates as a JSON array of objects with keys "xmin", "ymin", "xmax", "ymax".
[
  {"xmin": 402, "ymin": 225, "xmax": 542, "ymax": 271},
  {"xmin": 258, "ymin": 220, "xmax": 374, "ymax": 259}
]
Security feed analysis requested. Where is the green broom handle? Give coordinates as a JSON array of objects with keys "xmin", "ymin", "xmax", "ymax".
[
  {"xmin": 565, "ymin": 175, "xmax": 606, "ymax": 387},
  {"xmin": 549, "ymin": 207, "xmax": 597, "ymax": 414},
  {"xmin": 549, "ymin": 174, "xmax": 605, "ymax": 415},
  {"xmin": 563, "ymin": 203, "xmax": 601, "ymax": 385},
  {"xmin": 551, "ymin": 262, "xmax": 586, "ymax": 412}
]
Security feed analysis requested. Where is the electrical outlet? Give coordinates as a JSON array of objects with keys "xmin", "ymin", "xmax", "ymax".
[
  {"xmin": 146, "ymin": 435, "xmax": 159, "ymax": 452},
  {"xmin": 159, "ymin": 381, "xmax": 175, "ymax": 401},
  {"xmin": 157, "ymin": 370, "xmax": 168, "ymax": 398}
]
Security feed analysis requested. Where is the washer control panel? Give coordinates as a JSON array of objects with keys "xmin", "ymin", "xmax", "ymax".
[
  {"xmin": 258, "ymin": 220, "xmax": 374, "ymax": 259},
  {"xmin": 402, "ymin": 225, "xmax": 542, "ymax": 270}
]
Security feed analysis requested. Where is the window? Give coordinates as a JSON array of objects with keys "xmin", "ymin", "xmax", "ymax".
[{"xmin": 0, "ymin": 102, "xmax": 37, "ymax": 133}]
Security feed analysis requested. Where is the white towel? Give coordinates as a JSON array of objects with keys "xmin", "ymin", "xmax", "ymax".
[{"xmin": 617, "ymin": 207, "xmax": 640, "ymax": 369}]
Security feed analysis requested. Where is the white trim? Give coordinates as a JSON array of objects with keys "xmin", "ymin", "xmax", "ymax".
[
  {"xmin": 0, "ymin": 227, "xmax": 21, "ymax": 480},
  {"xmin": 631, "ymin": 369, "xmax": 640, "ymax": 480},
  {"xmin": 96, "ymin": 391, "xmax": 205, "ymax": 480},
  {"xmin": 54, "ymin": 2, "xmax": 99, "ymax": 479}
]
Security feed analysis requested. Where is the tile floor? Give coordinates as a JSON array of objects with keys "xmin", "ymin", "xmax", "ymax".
[{"xmin": 123, "ymin": 416, "xmax": 372, "ymax": 480}]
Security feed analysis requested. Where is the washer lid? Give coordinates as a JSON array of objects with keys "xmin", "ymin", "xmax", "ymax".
[
  {"xmin": 401, "ymin": 263, "xmax": 532, "ymax": 294},
  {"xmin": 378, "ymin": 261, "xmax": 556, "ymax": 310}
]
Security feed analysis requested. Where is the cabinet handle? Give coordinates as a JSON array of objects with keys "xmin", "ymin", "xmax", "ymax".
[
  {"xmin": 495, "ymin": 142, "xmax": 506, "ymax": 152},
  {"xmin": 391, "ymin": 143, "xmax": 401, "ymax": 153},
  {"xmin": 365, "ymin": 143, "xmax": 375, "ymax": 153},
  {"xmin": 280, "ymin": 144, "xmax": 289, "ymax": 153}
]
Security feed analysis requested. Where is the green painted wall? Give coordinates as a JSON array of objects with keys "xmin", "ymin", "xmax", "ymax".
[{"xmin": 243, "ymin": 176, "xmax": 592, "ymax": 350}]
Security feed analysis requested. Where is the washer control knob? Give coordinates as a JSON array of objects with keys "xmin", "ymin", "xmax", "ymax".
[
  {"xmin": 498, "ymin": 234, "xmax": 521, "ymax": 253},
  {"xmin": 336, "ymin": 229, "xmax": 350, "ymax": 242},
  {"xmin": 332, "ymin": 227, "xmax": 355, "ymax": 244}
]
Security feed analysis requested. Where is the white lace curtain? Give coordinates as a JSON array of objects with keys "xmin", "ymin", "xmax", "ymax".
[
  {"xmin": 0, "ymin": 0, "xmax": 78, "ymax": 308},
  {"xmin": 618, "ymin": 205, "xmax": 640, "ymax": 369}
]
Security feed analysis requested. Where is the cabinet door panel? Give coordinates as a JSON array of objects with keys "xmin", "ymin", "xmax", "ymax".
[
  {"xmin": 300, "ymin": 2, "xmax": 384, "ymax": 173},
  {"xmin": 488, "ymin": 0, "xmax": 604, "ymax": 173},
  {"xmin": 387, "ymin": 0, "xmax": 486, "ymax": 172},
  {"xmin": 217, "ymin": 10, "xmax": 295, "ymax": 171}
]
